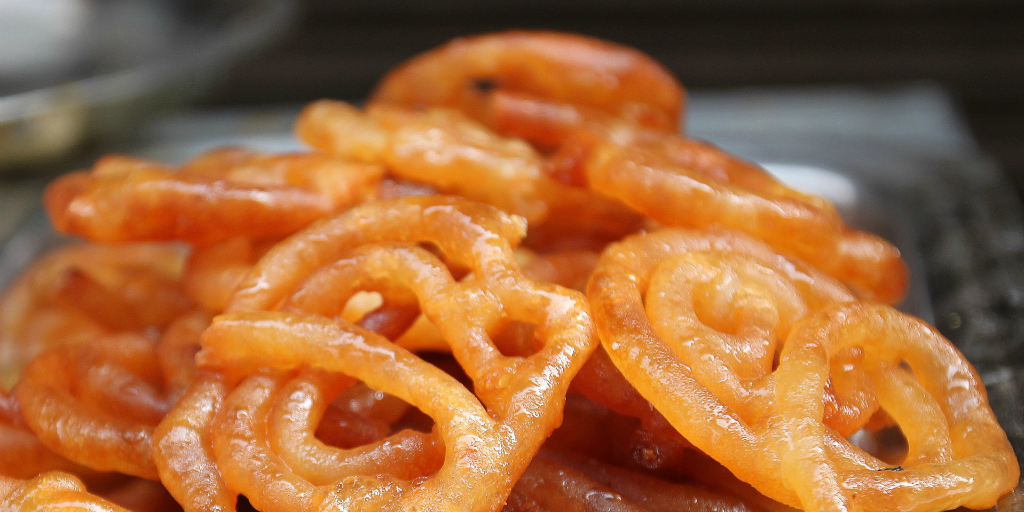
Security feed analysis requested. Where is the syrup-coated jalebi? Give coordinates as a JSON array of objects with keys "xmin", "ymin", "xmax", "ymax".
[
  {"xmin": 296, "ymin": 100, "xmax": 644, "ymax": 248},
  {"xmin": 0, "ymin": 391, "xmax": 91, "ymax": 482},
  {"xmin": 0, "ymin": 28, "xmax": 1017, "ymax": 512},
  {"xmin": 45, "ymin": 148, "xmax": 383, "ymax": 245},
  {"xmin": 296, "ymin": 101, "xmax": 549, "ymax": 222},
  {"xmin": 1, "ymin": 472, "xmax": 127, "ymax": 512},
  {"xmin": 370, "ymin": 31, "xmax": 684, "ymax": 134},
  {"xmin": 154, "ymin": 196, "xmax": 597, "ymax": 512},
  {"xmin": 0, "ymin": 243, "xmax": 189, "ymax": 388},
  {"xmin": 565, "ymin": 135, "xmax": 908, "ymax": 303},
  {"xmin": 0, "ymin": 240, "xmax": 199, "ymax": 483},
  {"xmin": 587, "ymin": 229, "xmax": 1019, "ymax": 510},
  {"xmin": 368, "ymin": 32, "xmax": 907, "ymax": 304},
  {"xmin": 17, "ymin": 333, "xmax": 167, "ymax": 479}
]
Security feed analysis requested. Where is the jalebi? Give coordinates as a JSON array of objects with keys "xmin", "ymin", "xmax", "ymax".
[
  {"xmin": 0, "ymin": 29, "xmax": 1015, "ymax": 512},
  {"xmin": 588, "ymin": 229, "xmax": 1018, "ymax": 510}
]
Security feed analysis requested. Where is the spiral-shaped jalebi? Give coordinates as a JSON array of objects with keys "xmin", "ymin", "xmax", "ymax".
[{"xmin": 0, "ymin": 29, "xmax": 1016, "ymax": 512}]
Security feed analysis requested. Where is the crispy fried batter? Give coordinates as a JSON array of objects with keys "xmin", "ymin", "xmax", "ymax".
[{"xmin": 0, "ymin": 30, "xmax": 1015, "ymax": 512}]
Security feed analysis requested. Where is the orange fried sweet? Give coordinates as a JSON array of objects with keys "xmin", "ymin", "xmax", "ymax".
[
  {"xmin": 297, "ymin": 101, "xmax": 549, "ymax": 222},
  {"xmin": 152, "ymin": 372, "xmax": 235, "ymax": 512},
  {"xmin": 155, "ymin": 196, "xmax": 597, "ymax": 512},
  {"xmin": 371, "ymin": 30, "xmax": 684, "ymax": 133},
  {"xmin": 181, "ymin": 237, "xmax": 277, "ymax": 313},
  {"xmin": 0, "ymin": 391, "xmax": 98, "ymax": 482},
  {"xmin": 296, "ymin": 100, "xmax": 643, "ymax": 248},
  {"xmin": 0, "ymin": 243, "xmax": 189, "ymax": 389},
  {"xmin": 44, "ymin": 148, "xmax": 383, "ymax": 245},
  {"xmin": 587, "ymin": 229, "xmax": 1019, "ymax": 511},
  {"xmin": 367, "ymin": 31, "xmax": 906, "ymax": 303},
  {"xmin": 0, "ymin": 241, "xmax": 200, "ymax": 485},
  {"xmin": 0, "ymin": 472, "xmax": 128, "ymax": 512},
  {"xmin": 16, "ymin": 332, "xmax": 180, "ymax": 480},
  {"xmin": 487, "ymin": 92, "xmax": 908, "ymax": 303},
  {"xmin": 1, "ymin": 29, "xmax": 1018, "ymax": 512},
  {"xmin": 571, "ymin": 136, "xmax": 908, "ymax": 303}
]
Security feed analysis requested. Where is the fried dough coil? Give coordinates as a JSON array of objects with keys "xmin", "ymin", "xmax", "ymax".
[
  {"xmin": 487, "ymin": 92, "xmax": 907, "ymax": 303},
  {"xmin": 296, "ymin": 100, "xmax": 643, "ymax": 246},
  {"xmin": 44, "ymin": 149, "xmax": 383, "ymax": 245},
  {"xmin": 297, "ymin": 101, "xmax": 548, "ymax": 222},
  {"xmin": 15, "ymin": 334, "xmax": 166, "ymax": 479},
  {"xmin": 0, "ymin": 245, "xmax": 197, "ymax": 503},
  {"xmin": 771, "ymin": 304, "xmax": 1018, "ymax": 511},
  {"xmin": 155, "ymin": 263, "xmax": 435, "ymax": 512},
  {"xmin": 152, "ymin": 372, "xmax": 235, "ymax": 512},
  {"xmin": 366, "ymin": 32, "xmax": 905, "ymax": 302},
  {"xmin": 0, "ymin": 243, "xmax": 188, "ymax": 388},
  {"xmin": 188, "ymin": 196, "xmax": 596, "ymax": 512},
  {"xmin": 587, "ymin": 229, "xmax": 1019, "ymax": 511},
  {"xmin": 516, "ymin": 244, "xmax": 873, "ymax": 441},
  {"xmin": 2, "ymin": 243, "xmax": 198, "ymax": 484},
  {"xmin": 0, "ymin": 472, "xmax": 128, "ymax": 512},
  {"xmin": 182, "ymin": 237, "xmax": 273, "ymax": 313},
  {"xmin": 575, "ymin": 139, "xmax": 908, "ymax": 303},
  {"xmin": 0, "ymin": 391, "xmax": 95, "ymax": 481},
  {"xmin": 370, "ymin": 30, "xmax": 684, "ymax": 132},
  {"xmin": 226, "ymin": 195, "xmax": 526, "ymax": 312},
  {"xmin": 267, "ymin": 371, "xmax": 444, "ymax": 484},
  {"xmin": 2, "ymin": 29, "xmax": 1019, "ymax": 512}
]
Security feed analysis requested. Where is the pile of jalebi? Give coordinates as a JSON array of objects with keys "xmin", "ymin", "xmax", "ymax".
[{"xmin": 0, "ymin": 30, "xmax": 1018, "ymax": 512}]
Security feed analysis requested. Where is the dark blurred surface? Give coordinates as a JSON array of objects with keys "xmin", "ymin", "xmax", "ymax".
[
  {"xmin": 200, "ymin": 0, "xmax": 1024, "ymax": 198},
  {"xmin": 0, "ymin": 0, "xmax": 293, "ymax": 170}
]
